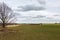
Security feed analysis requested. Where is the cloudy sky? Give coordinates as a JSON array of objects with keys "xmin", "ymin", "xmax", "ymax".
[{"xmin": 0, "ymin": 0, "xmax": 60, "ymax": 23}]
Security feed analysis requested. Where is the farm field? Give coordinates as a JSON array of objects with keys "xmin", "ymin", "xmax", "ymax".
[{"xmin": 0, "ymin": 24, "xmax": 60, "ymax": 40}]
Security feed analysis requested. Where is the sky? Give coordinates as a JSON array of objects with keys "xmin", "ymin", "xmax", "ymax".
[{"xmin": 0, "ymin": 0, "xmax": 60, "ymax": 23}]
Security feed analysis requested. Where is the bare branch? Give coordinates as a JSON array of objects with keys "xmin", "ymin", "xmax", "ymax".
[{"xmin": 0, "ymin": 2, "xmax": 16, "ymax": 28}]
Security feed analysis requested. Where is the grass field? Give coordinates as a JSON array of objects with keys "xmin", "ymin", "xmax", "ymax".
[{"xmin": 0, "ymin": 24, "xmax": 60, "ymax": 40}]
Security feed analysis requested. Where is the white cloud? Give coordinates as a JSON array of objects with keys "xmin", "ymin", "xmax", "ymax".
[
  {"xmin": 0, "ymin": 0, "xmax": 60, "ymax": 23},
  {"xmin": 47, "ymin": 0, "xmax": 60, "ymax": 13},
  {"xmin": 47, "ymin": 0, "xmax": 60, "ymax": 7},
  {"xmin": 16, "ymin": 10, "xmax": 60, "ymax": 23}
]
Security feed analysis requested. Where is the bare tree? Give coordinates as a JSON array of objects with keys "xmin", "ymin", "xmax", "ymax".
[{"xmin": 0, "ymin": 2, "xmax": 16, "ymax": 29}]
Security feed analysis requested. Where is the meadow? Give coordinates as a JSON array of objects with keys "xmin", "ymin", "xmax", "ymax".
[{"xmin": 0, "ymin": 24, "xmax": 60, "ymax": 40}]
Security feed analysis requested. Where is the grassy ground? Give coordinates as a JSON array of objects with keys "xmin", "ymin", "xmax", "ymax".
[{"xmin": 0, "ymin": 24, "xmax": 60, "ymax": 40}]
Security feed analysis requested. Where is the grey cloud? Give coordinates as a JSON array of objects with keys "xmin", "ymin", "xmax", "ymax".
[
  {"xmin": 46, "ymin": 17, "xmax": 60, "ymax": 22},
  {"xmin": 15, "ymin": 4, "xmax": 45, "ymax": 11},
  {"xmin": 32, "ymin": 15, "xmax": 46, "ymax": 18},
  {"xmin": 14, "ymin": 0, "xmax": 45, "ymax": 11},
  {"xmin": 53, "ymin": 15, "xmax": 60, "ymax": 16},
  {"xmin": 54, "ymin": 15, "xmax": 60, "ymax": 17},
  {"xmin": 46, "ymin": 17, "xmax": 53, "ymax": 20},
  {"xmin": 19, "ymin": 15, "xmax": 46, "ymax": 18},
  {"xmin": 37, "ymin": 0, "xmax": 45, "ymax": 5}
]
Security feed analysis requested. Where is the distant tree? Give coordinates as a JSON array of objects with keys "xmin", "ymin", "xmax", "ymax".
[{"xmin": 0, "ymin": 2, "xmax": 16, "ymax": 30}]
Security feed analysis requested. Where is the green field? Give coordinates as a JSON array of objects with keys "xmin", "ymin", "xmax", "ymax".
[{"xmin": 0, "ymin": 24, "xmax": 60, "ymax": 40}]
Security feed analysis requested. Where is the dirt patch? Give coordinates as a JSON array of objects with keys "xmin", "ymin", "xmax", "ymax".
[
  {"xmin": 0, "ymin": 29, "xmax": 19, "ymax": 33},
  {"xmin": 6, "ymin": 25, "xmax": 20, "ymax": 27}
]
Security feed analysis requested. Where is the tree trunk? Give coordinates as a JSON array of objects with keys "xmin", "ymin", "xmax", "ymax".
[
  {"xmin": 2, "ymin": 21, "xmax": 6, "ymax": 31},
  {"xmin": 2, "ymin": 23, "xmax": 5, "ymax": 28},
  {"xmin": 0, "ymin": 23, "xmax": 6, "ymax": 31}
]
